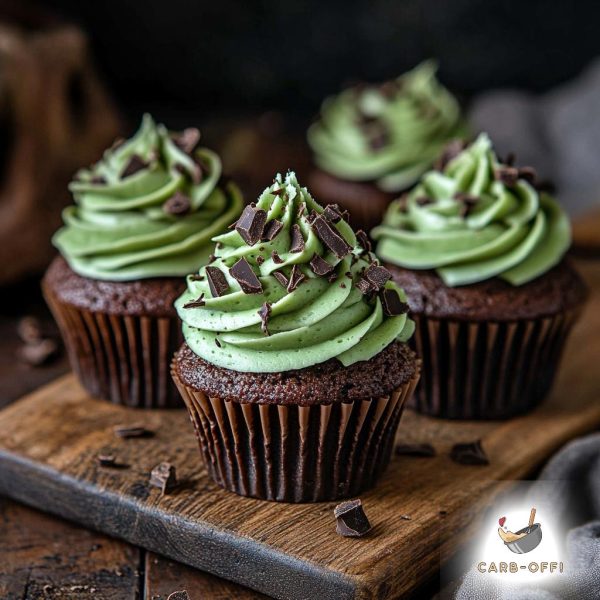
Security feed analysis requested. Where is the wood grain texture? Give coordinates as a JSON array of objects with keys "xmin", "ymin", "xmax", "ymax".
[{"xmin": 0, "ymin": 259, "xmax": 599, "ymax": 600}]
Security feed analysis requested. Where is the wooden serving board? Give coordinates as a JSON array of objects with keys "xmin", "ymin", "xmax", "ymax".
[{"xmin": 0, "ymin": 260, "xmax": 599, "ymax": 600}]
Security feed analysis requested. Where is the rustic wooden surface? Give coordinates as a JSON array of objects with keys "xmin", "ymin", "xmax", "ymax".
[{"xmin": 0, "ymin": 259, "xmax": 598, "ymax": 600}]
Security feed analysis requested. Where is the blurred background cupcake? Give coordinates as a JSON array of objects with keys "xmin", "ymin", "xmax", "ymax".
[
  {"xmin": 43, "ymin": 114, "xmax": 243, "ymax": 407},
  {"xmin": 372, "ymin": 133, "xmax": 588, "ymax": 419},
  {"xmin": 307, "ymin": 61, "xmax": 466, "ymax": 231},
  {"xmin": 171, "ymin": 171, "xmax": 419, "ymax": 502}
]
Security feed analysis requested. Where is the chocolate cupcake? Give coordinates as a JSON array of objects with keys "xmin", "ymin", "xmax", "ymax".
[
  {"xmin": 307, "ymin": 61, "xmax": 465, "ymax": 231},
  {"xmin": 372, "ymin": 133, "xmax": 587, "ymax": 419},
  {"xmin": 171, "ymin": 172, "xmax": 420, "ymax": 502},
  {"xmin": 43, "ymin": 115, "xmax": 243, "ymax": 408}
]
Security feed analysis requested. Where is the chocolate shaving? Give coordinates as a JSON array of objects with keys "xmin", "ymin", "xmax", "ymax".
[
  {"xmin": 450, "ymin": 440, "xmax": 489, "ymax": 466},
  {"xmin": 272, "ymin": 270, "xmax": 289, "ymax": 288},
  {"xmin": 183, "ymin": 293, "xmax": 205, "ymax": 308},
  {"xmin": 364, "ymin": 264, "xmax": 391, "ymax": 289},
  {"xmin": 518, "ymin": 166, "xmax": 537, "ymax": 184},
  {"xmin": 495, "ymin": 166, "xmax": 519, "ymax": 187},
  {"xmin": 312, "ymin": 216, "xmax": 351, "ymax": 259},
  {"xmin": 258, "ymin": 302, "xmax": 272, "ymax": 335},
  {"xmin": 395, "ymin": 443, "xmax": 436, "ymax": 458},
  {"xmin": 356, "ymin": 277, "xmax": 375, "ymax": 295},
  {"xmin": 453, "ymin": 192, "xmax": 479, "ymax": 217},
  {"xmin": 230, "ymin": 258, "xmax": 263, "ymax": 294},
  {"xmin": 150, "ymin": 462, "xmax": 177, "ymax": 494},
  {"xmin": 323, "ymin": 204, "xmax": 344, "ymax": 223},
  {"xmin": 334, "ymin": 499, "xmax": 372, "ymax": 537},
  {"xmin": 328, "ymin": 272, "xmax": 338, "ymax": 283},
  {"xmin": 256, "ymin": 255, "xmax": 265, "ymax": 266},
  {"xmin": 287, "ymin": 265, "xmax": 306, "ymax": 293},
  {"xmin": 235, "ymin": 204, "xmax": 267, "ymax": 246},
  {"xmin": 205, "ymin": 266, "xmax": 229, "ymax": 298},
  {"xmin": 289, "ymin": 224, "xmax": 305, "ymax": 253},
  {"xmin": 120, "ymin": 154, "xmax": 148, "ymax": 179},
  {"xmin": 416, "ymin": 196, "xmax": 434, "ymax": 207},
  {"xmin": 114, "ymin": 424, "xmax": 154, "ymax": 439},
  {"xmin": 163, "ymin": 191, "xmax": 191, "ymax": 216},
  {"xmin": 434, "ymin": 139, "xmax": 465, "ymax": 171},
  {"xmin": 297, "ymin": 202, "xmax": 306, "ymax": 218},
  {"xmin": 271, "ymin": 250, "xmax": 284, "ymax": 264},
  {"xmin": 97, "ymin": 454, "xmax": 117, "ymax": 467},
  {"xmin": 173, "ymin": 127, "xmax": 201, "ymax": 154},
  {"xmin": 309, "ymin": 254, "xmax": 334, "ymax": 277},
  {"xmin": 380, "ymin": 288, "xmax": 409, "ymax": 316},
  {"xmin": 90, "ymin": 175, "xmax": 107, "ymax": 185},
  {"xmin": 356, "ymin": 230, "xmax": 372, "ymax": 253},
  {"xmin": 262, "ymin": 219, "xmax": 283, "ymax": 241}
]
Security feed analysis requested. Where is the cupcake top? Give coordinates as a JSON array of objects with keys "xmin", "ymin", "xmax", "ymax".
[
  {"xmin": 371, "ymin": 133, "xmax": 571, "ymax": 287},
  {"xmin": 307, "ymin": 61, "xmax": 464, "ymax": 192},
  {"xmin": 175, "ymin": 171, "xmax": 414, "ymax": 373},
  {"xmin": 53, "ymin": 114, "xmax": 243, "ymax": 281}
]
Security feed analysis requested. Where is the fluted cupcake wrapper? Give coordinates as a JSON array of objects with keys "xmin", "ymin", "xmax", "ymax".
[
  {"xmin": 43, "ymin": 284, "xmax": 182, "ymax": 408},
  {"xmin": 409, "ymin": 309, "xmax": 582, "ymax": 420},
  {"xmin": 172, "ymin": 364, "xmax": 420, "ymax": 502}
]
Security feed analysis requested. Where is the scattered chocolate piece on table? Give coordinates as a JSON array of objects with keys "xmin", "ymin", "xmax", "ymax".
[
  {"xmin": 17, "ymin": 338, "xmax": 59, "ymax": 366},
  {"xmin": 262, "ymin": 218, "xmax": 283, "ymax": 241},
  {"xmin": 356, "ymin": 230, "xmax": 372, "ymax": 253},
  {"xmin": 167, "ymin": 591, "xmax": 190, "ymax": 600},
  {"xmin": 312, "ymin": 215, "xmax": 352, "ymax": 258},
  {"xmin": 323, "ymin": 204, "xmax": 344, "ymax": 223},
  {"xmin": 380, "ymin": 289, "xmax": 409, "ymax": 317},
  {"xmin": 230, "ymin": 258, "xmax": 263, "ymax": 294},
  {"xmin": 494, "ymin": 166, "xmax": 519, "ymax": 187},
  {"xmin": 271, "ymin": 250, "xmax": 284, "ymax": 264},
  {"xmin": 113, "ymin": 424, "xmax": 154, "ymax": 439},
  {"xmin": 450, "ymin": 440, "xmax": 490, "ymax": 466},
  {"xmin": 400, "ymin": 515, "xmax": 412, "ymax": 521},
  {"xmin": 395, "ymin": 443, "xmax": 436, "ymax": 458},
  {"xmin": 150, "ymin": 462, "xmax": 177, "ymax": 494},
  {"xmin": 163, "ymin": 191, "xmax": 191, "ymax": 216},
  {"xmin": 416, "ymin": 196, "xmax": 433, "ymax": 207},
  {"xmin": 235, "ymin": 204, "xmax": 267, "ymax": 246},
  {"xmin": 334, "ymin": 499, "xmax": 372, "ymax": 537},
  {"xmin": 97, "ymin": 454, "xmax": 117, "ymax": 467},
  {"xmin": 289, "ymin": 224, "xmax": 305, "ymax": 253},
  {"xmin": 205, "ymin": 266, "xmax": 229, "ymax": 297},
  {"xmin": 120, "ymin": 154, "xmax": 147, "ymax": 179},
  {"xmin": 309, "ymin": 253, "xmax": 334, "ymax": 277}
]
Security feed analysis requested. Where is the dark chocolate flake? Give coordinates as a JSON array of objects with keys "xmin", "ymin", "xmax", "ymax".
[
  {"xmin": 271, "ymin": 250, "xmax": 284, "ymax": 264},
  {"xmin": 235, "ymin": 204, "xmax": 267, "ymax": 246},
  {"xmin": 173, "ymin": 127, "xmax": 201, "ymax": 154},
  {"xmin": 163, "ymin": 191, "xmax": 191, "ymax": 216},
  {"xmin": 287, "ymin": 265, "xmax": 306, "ymax": 293},
  {"xmin": 262, "ymin": 219, "xmax": 283, "ymax": 241},
  {"xmin": 230, "ymin": 258, "xmax": 263, "ymax": 294},
  {"xmin": 323, "ymin": 204, "xmax": 344, "ymax": 223},
  {"xmin": 272, "ymin": 270, "xmax": 289, "ymax": 288},
  {"xmin": 518, "ymin": 166, "xmax": 537, "ymax": 184},
  {"xmin": 256, "ymin": 255, "xmax": 265, "ymax": 266},
  {"xmin": 120, "ymin": 154, "xmax": 148, "ymax": 179},
  {"xmin": 364, "ymin": 264, "xmax": 391, "ymax": 289},
  {"xmin": 150, "ymin": 462, "xmax": 177, "ymax": 494},
  {"xmin": 434, "ymin": 139, "xmax": 465, "ymax": 171},
  {"xmin": 380, "ymin": 289, "xmax": 409, "ymax": 317},
  {"xmin": 205, "ymin": 266, "xmax": 229, "ymax": 298},
  {"xmin": 90, "ymin": 175, "xmax": 107, "ymax": 185},
  {"xmin": 450, "ymin": 440, "xmax": 489, "ymax": 466},
  {"xmin": 309, "ymin": 254, "xmax": 334, "ymax": 277},
  {"xmin": 495, "ymin": 166, "xmax": 519, "ymax": 187},
  {"xmin": 97, "ymin": 453, "xmax": 117, "ymax": 467},
  {"xmin": 395, "ymin": 443, "xmax": 436, "ymax": 458},
  {"xmin": 334, "ymin": 499, "xmax": 372, "ymax": 537},
  {"xmin": 289, "ymin": 224, "xmax": 305, "ymax": 253},
  {"xmin": 258, "ymin": 302, "xmax": 272, "ymax": 336},
  {"xmin": 312, "ymin": 216, "xmax": 352, "ymax": 259},
  {"xmin": 183, "ymin": 293, "xmax": 205, "ymax": 309},
  {"xmin": 114, "ymin": 424, "xmax": 154, "ymax": 439},
  {"xmin": 416, "ymin": 196, "xmax": 434, "ymax": 207},
  {"xmin": 356, "ymin": 230, "xmax": 372, "ymax": 253}
]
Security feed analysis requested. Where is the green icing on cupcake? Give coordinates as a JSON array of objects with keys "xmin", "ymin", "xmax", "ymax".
[
  {"xmin": 175, "ymin": 172, "xmax": 414, "ymax": 373},
  {"xmin": 372, "ymin": 133, "xmax": 571, "ymax": 287},
  {"xmin": 307, "ymin": 61, "xmax": 465, "ymax": 192},
  {"xmin": 53, "ymin": 114, "xmax": 243, "ymax": 281}
]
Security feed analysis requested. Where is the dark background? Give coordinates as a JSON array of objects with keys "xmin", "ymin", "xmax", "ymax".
[{"xmin": 37, "ymin": 0, "xmax": 600, "ymax": 123}]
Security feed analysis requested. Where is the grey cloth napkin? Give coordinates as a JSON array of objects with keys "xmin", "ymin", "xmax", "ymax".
[
  {"xmin": 469, "ymin": 58, "xmax": 600, "ymax": 217},
  {"xmin": 455, "ymin": 433, "xmax": 600, "ymax": 600}
]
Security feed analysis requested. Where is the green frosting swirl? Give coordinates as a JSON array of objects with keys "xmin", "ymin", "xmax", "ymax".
[
  {"xmin": 175, "ymin": 172, "xmax": 414, "ymax": 373},
  {"xmin": 53, "ymin": 114, "xmax": 243, "ymax": 281},
  {"xmin": 308, "ymin": 61, "xmax": 465, "ymax": 192},
  {"xmin": 372, "ymin": 133, "xmax": 571, "ymax": 287}
]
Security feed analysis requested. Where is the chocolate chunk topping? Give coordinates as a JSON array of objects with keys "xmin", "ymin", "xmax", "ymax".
[
  {"xmin": 173, "ymin": 127, "xmax": 201, "ymax": 154},
  {"xmin": 97, "ymin": 453, "xmax": 116, "ymax": 467},
  {"xmin": 289, "ymin": 224, "xmax": 305, "ymax": 253},
  {"xmin": 416, "ymin": 196, "xmax": 434, "ymax": 207},
  {"xmin": 235, "ymin": 204, "xmax": 267, "ymax": 246},
  {"xmin": 114, "ymin": 424, "xmax": 154, "ymax": 439},
  {"xmin": 215, "ymin": 338, "xmax": 222, "ymax": 348},
  {"xmin": 356, "ymin": 277, "xmax": 375, "ymax": 296},
  {"xmin": 205, "ymin": 266, "xmax": 229, "ymax": 298},
  {"xmin": 163, "ymin": 191, "xmax": 191, "ymax": 216},
  {"xmin": 271, "ymin": 250, "xmax": 284, "ymax": 264},
  {"xmin": 272, "ymin": 270, "xmax": 289, "ymax": 288},
  {"xmin": 312, "ymin": 216, "xmax": 351, "ymax": 259},
  {"xmin": 183, "ymin": 293, "xmax": 205, "ymax": 309},
  {"xmin": 495, "ymin": 166, "xmax": 519, "ymax": 187},
  {"xmin": 150, "ymin": 462, "xmax": 177, "ymax": 493},
  {"xmin": 334, "ymin": 499, "xmax": 372, "ymax": 537},
  {"xmin": 175, "ymin": 161, "xmax": 203, "ymax": 185},
  {"xmin": 262, "ymin": 219, "xmax": 283, "ymax": 241},
  {"xmin": 395, "ymin": 443, "xmax": 436, "ymax": 458},
  {"xmin": 380, "ymin": 288, "xmax": 409, "ymax": 317},
  {"xmin": 450, "ymin": 440, "xmax": 489, "ymax": 466},
  {"xmin": 309, "ymin": 254, "xmax": 334, "ymax": 277},
  {"xmin": 90, "ymin": 175, "xmax": 107, "ymax": 185},
  {"xmin": 518, "ymin": 166, "xmax": 537, "ymax": 184},
  {"xmin": 434, "ymin": 139, "xmax": 465, "ymax": 171},
  {"xmin": 364, "ymin": 264, "xmax": 391, "ymax": 289},
  {"xmin": 256, "ymin": 255, "xmax": 265, "ymax": 266},
  {"xmin": 258, "ymin": 302, "xmax": 272, "ymax": 335},
  {"xmin": 323, "ymin": 204, "xmax": 344, "ymax": 223},
  {"xmin": 287, "ymin": 265, "xmax": 306, "ymax": 293},
  {"xmin": 230, "ymin": 258, "xmax": 263, "ymax": 294},
  {"xmin": 120, "ymin": 154, "xmax": 148, "ymax": 179},
  {"xmin": 356, "ymin": 230, "xmax": 372, "ymax": 253},
  {"xmin": 397, "ymin": 193, "xmax": 409, "ymax": 214}
]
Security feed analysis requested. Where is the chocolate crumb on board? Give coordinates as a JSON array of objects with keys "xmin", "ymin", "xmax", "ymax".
[
  {"xmin": 150, "ymin": 462, "xmax": 177, "ymax": 494},
  {"xmin": 312, "ymin": 215, "xmax": 352, "ymax": 258},
  {"xmin": 97, "ymin": 453, "xmax": 117, "ymax": 467},
  {"xmin": 400, "ymin": 514, "xmax": 412, "ymax": 521},
  {"xmin": 17, "ymin": 338, "xmax": 58, "ymax": 366},
  {"xmin": 433, "ymin": 139, "xmax": 465, "ymax": 171},
  {"xmin": 183, "ymin": 293, "xmax": 205, "ymax": 309},
  {"xmin": 289, "ymin": 224, "xmax": 305, "ymax": 253},
  {"xmin": 262, "ymin": 218, "xmax": 283, "ymax": 241},
  {"xmin": 120, "ymin": 154, "xmax": 148, "ymax": 179},
  {"xmin": 235, "ymin": 204, "xmax": 267, "ymax": 246},
  {"xmin": 323, "ymin": 203, "xmax": 344, "ymax": 223},
  {"xmin": 163, "ymin": 191, "xmax": 191, "ymax": 216},
  {"xmin": 416, "ymin": 196, "xmax": 434, "ymax": 207},
  {"xmin": 309, "ymin": 253, "xmax": 334, "ymax": 277},
  {"xmin": 90, "ymin": 175, "xmax": 107, "ymax": 185},
  {"xmin": 450, "ymin": 440, "xmax": 489, "ymax": 466},
  {"xmin": 205, "ymin": 266, "xmax": 229, "ymax": 298},
  {"xmin": 113, "ymin": 424, "xmax": 154, "ymax": 439},
  {"xmin": 364, "ymin": 264, "xmax": 391, "ymax": 289},
  {"xmin": 334, "ymin": 499, "xmax": 372, "ymax": 537},
  {"xmin": 271, "ymin": 250, "xmax": 284, "ymax": 264},
  {"xmin": 167, "ymin": 591, "xmax": 190, "ymax": 600},
  {"xmin": 229, "ymin": 258, "xmax": 263, "ymax": 294},
  {"xmin": 395, "ymin": 443, "xmax": 436, "ymax": 458},
  {"xmin": 258, "ymin": 302, "xmax": 272, "ymax": 335}
]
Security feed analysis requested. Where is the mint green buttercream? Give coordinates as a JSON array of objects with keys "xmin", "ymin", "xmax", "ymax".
[
  {"xmin": 53, "ymin": 114, "xmax": 243, "ymax": 281},
  {"xmin": 371, "ymin": 133, "xmax": 571, "ymax": 287},
  {"xmin": 175, "ymin": 172, "xmax": 414, "ymax": 373},
  {"xmin": 307, "ymin": 61, "xmax": 465, "ymax": 192}
]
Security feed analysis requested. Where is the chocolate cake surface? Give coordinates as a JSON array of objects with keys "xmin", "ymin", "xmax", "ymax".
[
  {"xmin": 174, "ymin": 341, "xmax": 418, "ymax": 405},
  {"xmin": 387, "ymin": 259, "xmax": 587, "ymax": 321},
  {"xmin": 43, "ymin": 255, "xmax": 185, "ymax": 317}
]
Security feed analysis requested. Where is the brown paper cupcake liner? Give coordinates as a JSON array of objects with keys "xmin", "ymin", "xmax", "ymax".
[
  {"xmin": 44, "ymin": 285, "xmax": 182, "ymax": 408},
  {"xmin": 172, "ymin": 364, "xmax": 420, "ymax": 502},
  {"xmin": 409, "ymin": 309, "xmax": 582, "ymax": 419}
]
